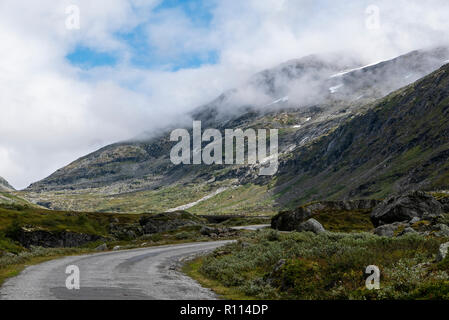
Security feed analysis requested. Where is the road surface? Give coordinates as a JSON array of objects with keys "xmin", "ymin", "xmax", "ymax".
[{"xmin": 0, "ymin": 240, "xmax": 232, "ymax": 300}]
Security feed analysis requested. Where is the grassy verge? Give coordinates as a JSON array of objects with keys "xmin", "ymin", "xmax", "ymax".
[
  {"xmin": 183, "ymin": 257, "xmax": 254, "ymax": 300},
  {"xmin": 186, "ymin": 229, "xmax": 449, "ymax": 300}
]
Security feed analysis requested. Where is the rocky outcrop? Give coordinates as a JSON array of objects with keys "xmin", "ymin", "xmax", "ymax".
[
  {"xmin": 109, "ymin": 222, "xmax": 143, "ymax": 240},
  {"xmin": 139, "ymin": 211, "xmax": 206, "ymax": 234},
  {"xmin": 373, "ymin": 222, "xmax": 408, "ymax": 237},
  {"xmin": 271, "ymin": 200, "xmax": 377, "ymax": 231},
  {"xmin": 372, "ymin": 214, "xmax": 449, "ymax": 238},
  {"xmin": 12, "ymin": 227, "xmax": 106, "ymax": 248},
  {"xmin": 370, "ymin": 191, "xmax": 443, "ymax": 227},
  {"xmin": 200, "ymin": 226, "xmax": 238, "ymax": 238},
  {"xmin": 297, "ymin": 218, "xmax": 326, "ymax": 234},
  {"xmin": 437, "ymin": 197, "xmax": 449, "ymax": 213}
]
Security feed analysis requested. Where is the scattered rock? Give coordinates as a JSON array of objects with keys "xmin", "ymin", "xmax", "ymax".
[
  {"xmin": 200, "ymin": 226, "xmax": 236, "ymax": 237},
  {"xmin": 139, "ymin": 211, "xmax": 205, "ymax": 234},
  {"xmin": 409, "ymin": 217, "xmax": 421, "ymax": 224},
  {"xmin": 297, "ymin": 218, "xmax": 326, "ymax": 234},
  {"xmin": 374, "ymin": 224, "xmax": 401, "ymax": 237},
  {"xmin": 370, "ymin": 191, "xmax": 443, "ymax": 227},
  {"xmin": 436, "ymin": 242, "xmax": 449, "ymax": 262},
  {"xmin": 95, "ymin": 243, "xmax": 108, "ymax": 251},
  {"xmin": 112, "ymin": 246, "xmax": 121, "ymax": 251},
  {"xmin": 109, "ymin": 223, "xmax": 143, "ymax": 240},
  {"xmin": 240, "ymin": 241, "xmax": 250, "ymax": 248},
  {"xmin": 433, "ymin": 224, "xmax": 449, "ymax": 237},
  {"xmin": 273, "ymin": 259, "xmax": 286, "ymax": 273},
  {"xmin": 398, "ymin": 227, "xmax": 418, "ymax": 236},
  {"xmin": 437, "ymin": 197, "xmax": 449, "ymax": 213},
  {"xmin": 200, "ymin": 226, "xmax": 217, "ymax": 236}
]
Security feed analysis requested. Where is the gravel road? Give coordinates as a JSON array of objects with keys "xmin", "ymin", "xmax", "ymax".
[{"xmin": 0, "ymin": 240, "xmax": 232, "ymax": 300}]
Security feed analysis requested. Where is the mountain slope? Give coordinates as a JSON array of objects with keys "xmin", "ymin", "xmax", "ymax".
[
  {"xmin": 21, "ymin": 48, "xmax": 449, "ymax": 214},
  {"xmin": 273, "ymin": 63, "xmax": 449, "ymax": 208},
  {"xmin": 0, "ymin": 177, "xmax": 14, "ymax": 192}
]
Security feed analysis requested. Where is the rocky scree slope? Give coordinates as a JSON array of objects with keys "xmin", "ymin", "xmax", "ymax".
[{"xmin": 274, "ymin": 62, "xmax": 449, "ymax": 208}]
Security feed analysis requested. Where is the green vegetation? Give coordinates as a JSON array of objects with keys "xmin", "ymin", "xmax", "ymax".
[
  {"xmin": 0, "ymin": 204, "xmax": 247, "ymax": 286},
  {"xmin": 188, "ymin": 229, "xmax": 449, "ymax": 300},
  {"xmin": 308, "ymin": 209, "xmax": 373, "ymax": 233},
  {"xmin": 0, "ymin": 204, "xmax": 139, "ymax": 237},
  {"xmin": 189, "ymin": 184, "xmax": 278, "ymax": 216},
  {"xmin": 218, "ymin": 216, "xmax": 271, "ymax": 227}
]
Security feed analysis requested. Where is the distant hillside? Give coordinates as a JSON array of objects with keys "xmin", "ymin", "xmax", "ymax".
[
  {"xmin": 0, "ymin": 177, "xmax": 14, "ymax": 192},
  {"xmin": 20, "ymin": 48, "xmax": 449, "ymax": 214}
]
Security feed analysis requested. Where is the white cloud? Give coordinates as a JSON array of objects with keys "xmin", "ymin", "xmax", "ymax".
[{"xmin": 0, "ymin": 0, "xmax": 449, "ymax": 189}]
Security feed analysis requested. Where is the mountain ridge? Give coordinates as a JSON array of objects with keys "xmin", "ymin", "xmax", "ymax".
[
  {"xmin": 0, "ymin": 176, "xmax": 14, "ymax": 192},
  {"xmin": 20, "ymin": 47, "xmax": 449, "ymax": 214}
]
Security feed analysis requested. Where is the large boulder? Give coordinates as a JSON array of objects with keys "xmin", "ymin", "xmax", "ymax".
[
  {"xmin": 297, "ymin": 218, "xmax": 326, "ymax": 234},
  {"xmin": 271, "ymin": 207, "xmax": 314, "ymax": 231},
  {"xmin": 374, "ymin": 224, "xmax": 398, "ymax": 237},
  {"xmin": 370, "ymin": 191, "xmax": 443, "ymax": 227}
]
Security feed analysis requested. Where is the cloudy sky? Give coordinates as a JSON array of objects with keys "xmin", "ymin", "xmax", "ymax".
[{"xmin": 1, "ymin": 0, "xmax": 449, "ymax": 189}]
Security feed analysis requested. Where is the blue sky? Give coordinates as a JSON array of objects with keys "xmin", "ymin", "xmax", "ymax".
[{"xmin": 67, "ymin": 0, "xmax": 218, "ymax": 71}]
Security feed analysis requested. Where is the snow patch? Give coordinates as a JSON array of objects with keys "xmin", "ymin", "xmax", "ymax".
[
  {"xmin": 329, "ymin": 60, "xmax": 387, "ymax": 78},
  {"xmin": 329, "ymin": 84, "xmax": 343, "ymax": 94},
  {"xmin": 167, "ymin": 187, "xmax": 230, "ymax": 212},
  {"xmin": 265, "ymin": 96, "xmax": 289, "ymax": 107}
]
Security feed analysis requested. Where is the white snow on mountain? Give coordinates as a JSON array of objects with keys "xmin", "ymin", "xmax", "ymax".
[{"xmin": 329, "ymin": 84, "xmax": 344, "ymax": 93}]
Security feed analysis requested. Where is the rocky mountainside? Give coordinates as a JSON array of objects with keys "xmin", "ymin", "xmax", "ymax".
[
  {"xmin": 274, "ymin": 62, "xmax": 449, "ymax": 207},
  {"xmin": 0, "ymin": 176, "xmax": 14, "ymax": 192},
  {"xmin": 21, "ymin": 47, "xmax": 449, "ymax": 214}
]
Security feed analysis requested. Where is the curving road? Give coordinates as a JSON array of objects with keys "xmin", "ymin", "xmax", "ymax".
[{"xmin": 0, "ymin": 240, "xmax": 233, "ymax": 300}]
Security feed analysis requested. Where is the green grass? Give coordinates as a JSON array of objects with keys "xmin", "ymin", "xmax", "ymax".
[
  {"xmin": 0, "ymin": 204, "xmax": 140, "ymax": 237},
  {"xmin": 311, "ymin": 209, "xmax": 374, "ymax": 233},
  {"xmin": 188, "ymin": 184, "xmax": 278, "ymax": 216},
  {"xmin": 187, "ymin": 229, "xmax": 449, "ymax": 300}
]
